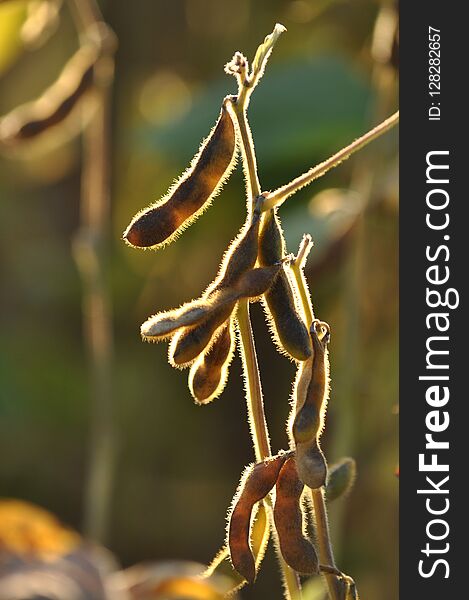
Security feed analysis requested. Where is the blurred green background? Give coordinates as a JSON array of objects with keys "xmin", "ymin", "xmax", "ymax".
[{"xmin": 0, "ymin": 1, "xmax": 398, "ymax": 598}]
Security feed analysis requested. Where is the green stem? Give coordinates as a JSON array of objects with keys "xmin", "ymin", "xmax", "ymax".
[{"xmin": 263, "ymin": 111, "xmax": 399, "ymax": 211}]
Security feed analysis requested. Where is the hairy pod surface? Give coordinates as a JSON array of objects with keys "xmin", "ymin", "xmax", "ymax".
[
  {"xmin": 188, "ymin": 318, "xmax": 236, "ymax": 404},
  {"xmin": 140, "ymin": 288, "xmax": 239, "ymax": 341},
  {"xmin": 292, "ymin": 319, "xmax": 331, "ymax": 443},
  {"xmin": 295, "ymin": 441, "xmax": 328, "ymax": 490},
  {"xmin": 212, "ymin": 204, "xmax": 262, "ymax": 291},
  {"xmin": 273, "ymin": 456, "xmax": 318, "ymax": 575},
  {"xmin": 258, "ymin": 210, "xmax": 312, "ymax": 361},
  {"xmin": 234, "ymin": 263, "xmax": 283, "ymax": 300},
  {"xmin": 169, "ymin": 301, "xmax": 236, "ymax": 367},
  {"xmin": 124, "ymin": 100, "xmax": 236, "ymax": 249},
  {"xmin": 228, "ymin": 453, "xmax": 289, "ymax": 583},
  {"xmin": 325, "ymin": 457, "xmax": 356, "ymax": 502}
]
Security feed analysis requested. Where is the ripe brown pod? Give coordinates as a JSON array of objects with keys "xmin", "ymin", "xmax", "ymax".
[
  {"xmin": 228, "ymin": 453, "xmax": 289, "ymax": 583},
  {"xmin": 295, "ymin": 442, "xmax": 328, "ymax": 490},
  {"xmin": 169, "ymin": 301, "xmax": 236, "ymax": 368},
  {"xmin": 123, "ymin": 100, "xmax": 236, "ymax": 249},
  {"xmin": 212, "ymin": 202, "xmax": 262, "ymax": 291},
  {"xmin": 273, "ymin": 456, "xmax": 318, "ymax": 575},
  {"xmin": 188, "ymin": 318, "xmax": 235, "ymax": 404},
  {"xmin": 258, "ymin": 210, "xmax": 312, "ymax": 361},
  {"xmin": 234, "ymin": 263, "xmax": 283, "ymax": 300},
  {"xmin": 140, "ymin": 288, "xmax": 237, "ymax": 341},
  {"xmin": 292, "ymin": 320, "xmax": 330, "ymax": 443}
]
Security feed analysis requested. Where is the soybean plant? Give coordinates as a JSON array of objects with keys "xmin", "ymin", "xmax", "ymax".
[{"xmin": 124, "ymin": 25, "xmax": 398, "ymax": 600}]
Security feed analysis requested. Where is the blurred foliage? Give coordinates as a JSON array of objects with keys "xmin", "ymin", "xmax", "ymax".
[{"xmin": 0, "ymin": 1, "xmax": 398, "ymax": 599}]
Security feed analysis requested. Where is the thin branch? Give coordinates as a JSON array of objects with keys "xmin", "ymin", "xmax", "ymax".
[
  {"xmin": 236, "ymin": 300, "xmax": 270, "ymax": 462},
  {"xmin": 290, "ymin": 244, "xmax": 344, "ymax": 600},
  {"xmin": 230, "ymin": 101, "xmax": 261, "ymax": 207},
  {"xmin": 263, "ymin": 111, "xmax": 399, "ymax": 211}
]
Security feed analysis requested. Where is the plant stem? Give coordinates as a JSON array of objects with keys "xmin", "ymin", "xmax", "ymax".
[
  {"xmin": 263, "ymin": 111, "xmax": 399, "ymax": 211},
  {"xmin": 236, "ymin": 300, "xmax": 270, "ymax": 462},
  {"xmin": 237, "ymin": 300, "xmax": 302, "ymax": 600},
  {"xmin": 290, "ymin": 255, "xmax": 344, "ymax": 600},
  {"xmin": 312, "ymin": 489, "xmax": 344, "ymax": 600},
  {"xmin": 231, "ymin": 101, "xmax": 261, "ymax": 205},
  {"xmin": 232, "ymin": 76, "xmax": 302, "ymax": 595},
  {"xmin": 69, "ymin": 0, "xmax": 116, "ymax": 543}
]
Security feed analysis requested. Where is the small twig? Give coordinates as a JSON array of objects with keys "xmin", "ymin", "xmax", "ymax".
[{"xmin": 263, "ymin": 111, "xmax": 399, "ymax": 211}]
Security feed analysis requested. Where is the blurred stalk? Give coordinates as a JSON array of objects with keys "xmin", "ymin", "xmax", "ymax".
[
  {"xmin": 327, "ymin": 0, "xmax": 399, "ymax": 560},
  {"xmin": 69, "ymin": 0, "xmax": 116, "ymax": 544}
]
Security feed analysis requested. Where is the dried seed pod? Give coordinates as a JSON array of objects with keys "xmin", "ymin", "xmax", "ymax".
[
  {"xmin": 325, "ymin": 458, "xmax": 356, "ymax": 502},
  {"xmin": 124, "ymin": 100, "xmax": 236, "ymax": 249},
  {"xmin": 140, "ymin": 289, "xmax": 237, "ymax": 341},
  {"xmin": 0, "ymin": 26, "xmax": 114, "ymax": 144},
  {"xmin": 295, "ymin": 442, "xmax": 328, "ymax": 490},
  {"xmin": 169, "ymin": 301, "xmax": 236, "ymax": 368},
  {"xmin": 188, "ymin": 318, "xmax": 236, "ymax": 404},
  {"xmin": 292, "ymin": 319, "xmax": 330, "ymax": 443},
  {"xmin": 212, "ymin": 202, "xmax": 262, "ymax": 291},
  {"xmin": 273, "ymin": 456, "xmax": 318, "ymax": 575},
  {"xmin": 258, "ymin": 210, "xmax": 312, "ymax": 361},
  {"xmin": 234, "ymin": 263, "xmax": 283, "ymax": 299},
  {"xmin": 141, "ymin": 301, "xmax": 213, "ymax": 341},
  {"xmin": 228, "ymin": 453, "xmax": 290, "ymax": 583},
  {"xmin": 290, "ymin": 320, "xmax": 330, "ymax": 489}
]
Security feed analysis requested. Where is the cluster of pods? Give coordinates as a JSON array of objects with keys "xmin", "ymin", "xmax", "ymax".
[
  {"xmin": 125, "ymin": 96, "xmax": 313, "ymax": 404},
  {"xmin": 124, "ymin": 95, "xmax": 341, "ymax": 582}
]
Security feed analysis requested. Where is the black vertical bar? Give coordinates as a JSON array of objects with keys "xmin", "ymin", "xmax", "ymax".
[{"xmin": 400, "ymin": 2, "xmax": 465, "ymax": 597}]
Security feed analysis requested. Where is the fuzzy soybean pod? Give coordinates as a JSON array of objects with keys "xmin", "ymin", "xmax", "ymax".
[
  {"xmin": 188, "ymin": 318, "xmax": 236, "ymax": 404},
  {"xmin": 293, "ymin": 320, "xmax": 330, "ymax": 489},
  {"xmin": 169, "ymin": 300, "xmax": 236, "ymax": 368},
  {"xmin": 234, "ymin": 263, "xmax": 283, "ymax": 300},
  {"xmin": 273, "ymin": 456, "xmax": 319, "ymax": 575},
  {"xmin": 228, "ymin": 453, "xmax": 289, "ymax": 583},
  {"xmin": 293, "ymin": 320, "xmax": 330, "ymax": 442},
  {"xmin": 258, "ymin": 210, "xmax": 312, "ymax": 361},
  {"xmin": 124, "ymin": 100, "xmax": 236, "ymax": 249},
  {"xmin": 212, "ymin": 202, "xmax": 262, "ymax": 291}
]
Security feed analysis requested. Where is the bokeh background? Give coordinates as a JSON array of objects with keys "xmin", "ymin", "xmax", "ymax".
[{"xmin": 0, "ymin": 1, "xmax": 398, "ymax": 598}]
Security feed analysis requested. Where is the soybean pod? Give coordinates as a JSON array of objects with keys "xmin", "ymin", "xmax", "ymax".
[
  {"xmin": 169, "ymin": 301, "xmax": 236, "ymax": 368},
  {"xmin": 273, "ymin": 456, "xmax": 318, "ymax": 575},
  {"xmin": 188, "ymin": 318, "xmax": 236, "ymax": 404},
  {"xmin": 124, "ymin": 99, "xmax": 236, "ymax": 249},
  {"xmin": 258, "ymin": 210, "xmax": 312, "ymax": 361},
  {"xmin": 291, "ymin": 320, "xmax": 330, "ymax": 489},
  {"xmin": 228, "ymin": 453, "xmax": 289, "ymax": 583}
]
